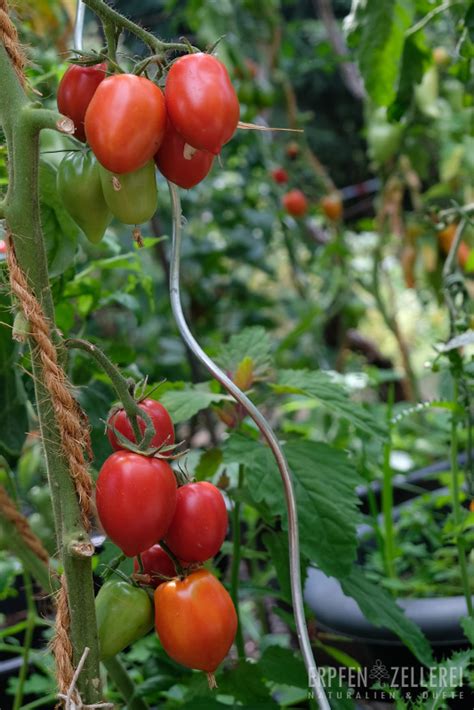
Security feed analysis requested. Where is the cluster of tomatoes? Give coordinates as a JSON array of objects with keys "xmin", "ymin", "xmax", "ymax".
[
  {"xmin": 95, "ymin": 398, "xmax": 237, "ymax": 680},
  {"xmin": 56, "ymin": 52, "xmax": 240, "ymax": 243},
  {"xmin": 270, "ymin": 143, "xmax": 343, "ymax": 222}
]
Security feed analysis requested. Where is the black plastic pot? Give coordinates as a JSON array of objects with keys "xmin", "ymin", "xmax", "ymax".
[{"xmin": 304, "ymin": 464, "xmax": 473, "ymax": 705}]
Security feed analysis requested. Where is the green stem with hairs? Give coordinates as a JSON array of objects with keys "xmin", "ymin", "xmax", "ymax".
[
  {"xmin": 82, "ymin": 0, "xmax": 199, "ymax": 55},
  {"xmin": 65, "ymin": 337, "xmax": 155, "ymax": 448},
  {"xmin": 450, "ymin": 379, "xmax": 473, "ymax": 617},
  {"xmin": 0, "ymin": 40, "xmax": 101, "ymax": 702},
  {"xmin": 230, "ymin": 464, "xmax": 246, "ymax": 660}
]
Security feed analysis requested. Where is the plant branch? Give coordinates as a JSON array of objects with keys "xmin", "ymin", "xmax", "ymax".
[
  {"xmin": 230, "ymin": 464, "xmax": 246, "ymax": 660},
  {"xmin": 104, "ymin": 656, "xmax": 149, "ymax": 710},
  {"xmin": 65, "ymin": 337, "xmax": 154, "ymax": 447},
  {"xmin": 0, "ymin": 41, "xmax": 101, "ymax": 703},
  {"xmin": 13, "ymin": 571, "xmax": 36, "ymax": 710},
  {"xmin": 81, "ymin": 0, "xmax": 199, "ymax": 55},
  {"xmin": 406, "ymin": 1, "xmax": 463, "ymax": 37},
  {"xmin": 382, "ymin": 385, "xmax": 396, "ymax": 581}
]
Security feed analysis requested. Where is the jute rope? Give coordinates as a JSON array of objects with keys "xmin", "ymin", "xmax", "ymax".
[
  {"xmin": 0, "ymin": 0, "xmax": 27, "ymax": 85},
  {"xmin": 51, "ymin": 576, "xmax": 77, "ymax": 704},
  {"xmin": 0, "ymin": 484, "xmax": 50, "ymax": 566},
  {"xmin": 6, "ymin": 236, "xmax": 94, "ymax": 529}
]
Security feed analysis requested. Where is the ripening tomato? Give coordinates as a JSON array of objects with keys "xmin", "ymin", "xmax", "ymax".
[
  {"xmin": 155, "ymin": 121, "xmax": 214, "ymax": 189},
  {"xmin": 164, "ymin": 482, "xmax": 227, "ymax": 563},
  {"xmin": 320, "ymin": 193, "xmax": 343, "ymax": 222},
  {"xmin": 0, "ymin": 239, "xmax": 6, "ymax": 254},
  {"xmin": 107, "ymin": 398, "xmax": 175, "ymax": 452},
  {"xmin": 133, "ymin": 544, "xmax": 177, "ymax": 588},
  {"xmin": 57, "ymin": 63, "xmax": 107, "ymax": 142},
  {"xmin": 438, "ymin": 223, "xmax": 472, "ymax": 270},
  {"xmin": 271, "ymin": 167, "xmax": 288, "ymax": 184},
  {"xmin": 99, "ymin": 161, "xmax": 158, "ymax": 225},
  {"xmin": 96, "ymin": 452, "xmax": 177, "ymax": 557},
  {"xmin": 165, "ymin": 53, "xmax": 240, "ymax": 154},
  {"xmin": 286, "ymin": 141, "xmax": 299, "ymax": 159},
  {"xmin": 96, "ymin": 579, "xmax": 153, "ymax": 659},
  {"xmin": 154, "ymin": 569, "xmax": 237, "ymax": 673},
  {"xmin": 282, "ymin": 189, "xmax": 308, "ymax": 217},
  {"xmin": 85, "ymin": 74, "xmax": 166, "ymax": 173},
  {"xmin": 57, "ymin": 151, "xmax": 111, "ymax": 243}
]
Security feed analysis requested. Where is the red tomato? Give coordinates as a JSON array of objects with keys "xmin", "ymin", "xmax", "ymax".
[
  {"xmin": 271, "ymin": 167, "xmax": 288, "ymax": 184},
  {"xmin": 164, "ymin": 482, "xmax": 227, "ymax": 563},
  {"xmin": 165, "ymin": 53, "xmax": 240, "ymax": 154},
  {"xmin": 154, "ymin": 569, "xmax": 237, "ymax": 673},
  {"xmin": 96, "ymin": 452, "xmax": 177, "ymax": 557},
  {"xmin": 85, "ymin": 74, "xmax": 166, "ymax": 174},
  {"xmin": 0, "ymin": 239, "xmax": 6, "ymax": 254},
  {"xmin": 107, "ymin": 398, "xmax": 175, "ymax": 452},
  {"xmin": 133, "ymin": 544, "xmax": 177, "ymax": 588},
  {"xmin": 57, "ymin": 63, "xmax": 107, "ymax": 142},
  {"xmin": 155, "ymin": 121, "xmax": 214, "ymax": 188},
  {"xmin": 282, "ymin": 189, "xmax": 308, "ymax": 217},
  {"xmin": 286, "ymin": 141, "xmax": 300, "ymax": 159}
]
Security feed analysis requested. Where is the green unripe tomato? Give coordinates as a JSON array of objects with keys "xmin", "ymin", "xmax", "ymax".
[
  {"xmin": 99, "ymin": 161, "xmax": 158, "ymax": 225},
  {"xmin": 366, "ymin": 108, "xmax": 403, "ymax": 164},
  {"xmin": 96, "ymin": 579, "xmax": 154, "ymax": 660},
  {"xmin": 57, "ymin": 151, "xmax": 112, "ymax": 244},
  {"xmin": 415, "ymin": 66, "xmax": 439, "ymax": 118}
]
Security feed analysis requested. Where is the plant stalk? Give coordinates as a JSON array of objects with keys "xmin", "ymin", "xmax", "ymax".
[
  {"xmin": 230, "ymin": 464, "xmax": 246, "ymax": 660},
  {"xmin": 13, "ymin": 571, "xmax": 35, "ymax": 710},
  {"xmin": 382, "ymin": 384, "xmax": 396, "ymax": 581}
]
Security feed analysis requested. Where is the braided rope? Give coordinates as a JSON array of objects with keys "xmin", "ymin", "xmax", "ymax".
[
  {"xmin": 0, "ymin": 484, "xmax": 50, "ymax": 566},
  {"xmin": 6, "ymin": 236, "xmax": 94, "ymax": 530},
  {"xmin": 52, "ymin": 575, "xmax": 78, "ymax": 705},
  {"xmin": 0, "ymin": 0, "xmax": 27, "ymax": 85}
]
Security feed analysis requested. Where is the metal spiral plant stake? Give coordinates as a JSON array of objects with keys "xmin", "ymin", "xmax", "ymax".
[
  {"xmin": 167, "ymin": 181, "xmax": 330, "ymax": 710},
  {"xmin": 73, "ymin": 0, "xmax": 85, "ymax": 52}
]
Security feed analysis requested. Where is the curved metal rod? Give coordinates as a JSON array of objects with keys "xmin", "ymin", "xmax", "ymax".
[
  {"xmin": 74, "ymin": 0, "xmax": 86, "ymax": 51},
  {"xmin": 167, "ymin": 181, "xmax": 330, "ymax": 710}
]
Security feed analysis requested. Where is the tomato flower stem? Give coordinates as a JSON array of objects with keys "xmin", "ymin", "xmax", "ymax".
[
  {"xmin": 65, "ymin": 337, "xmax": 155, "ymax": 449},
  {"xmin": 158, "ymin": 540, "xmax": 186, "ymax": 578},
  {"xmin": 81, "ymin": 0, "xmax": 199, "ymax": 56}
]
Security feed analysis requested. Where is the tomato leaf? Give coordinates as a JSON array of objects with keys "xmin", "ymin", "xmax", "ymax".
[
  {"xmin": 345, "ymin": 0, "xmax": 414, "ymax": 107},
  {"xmin": 273, "ymin": 369, "xmax": 387, "ymax": 439},
  {"xmin": 215, "ymin": 326, "xmax": 272, "ymax": 377},
  {"xmin": 223, "ymin": 434, "xmax": 363, "ymax": 578},
  {"xmin": 159, "ymin": 383, "xmax": 231, "ymax": 423},
  {"xmin": 340, "ymin": 566, "xmax": 434, "ymax": 666},
  {"xmin": 259, "ymin": 645, "xmax": 308, "ymax": 688}
]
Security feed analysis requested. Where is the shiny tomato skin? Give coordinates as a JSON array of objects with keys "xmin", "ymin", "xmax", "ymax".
[
  {"xmin": 133, "ymin": 544, "xmax": 177, "ymax": 588},
  {"xmin": 164, "ymin": 482, "xmax": 227, "ymax": 563},
  {"xmin": 154, "ymin": 569, "xmax": 237, "ymax": 672},
  {"xmin": 282, "ymin": 189, "xmax": 308, "ymax": 217},
  {"xmin": 165, "ymin": 53, "xmax": 240, "ymax": 154},
  {"xmin": 85, "ymin": 74, "xmax": 166, "ymax": 174},
  {"xmin": 107, "ymin": 399, "xmax": 175, "ymax": 452},
  {"xmin": 96, "ymin": 452, "xmax": 177, "ymax": 557},
  {"xmin": 99, "ymin": 161, "xmax": 158, "ymax": 225},
  {"xmin": 155, "ymin": 121, "xmax": 214, "ymax": 189},
  {"xmin": 271, "ymin": 167, "xmax": 288, "ymax": 184},
  {"xmin": 57, "ymin": 63, "xmax": 107, "ymax": 142}
]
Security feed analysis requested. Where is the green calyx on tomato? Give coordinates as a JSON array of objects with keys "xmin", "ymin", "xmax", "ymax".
[
  {"xmin": 99, "ymin": 161, "xmax": 158, "ymax": 225},
  {"xmin": 96, "ymin": 579, "xmax": 153, "ymax": 660},
  {"xmin": 57, "ymin": 151, "xmax": 111, "ymax": 244}
]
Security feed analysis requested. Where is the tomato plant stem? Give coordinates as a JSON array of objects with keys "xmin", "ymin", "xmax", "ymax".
[
  {"xmin": 65, "ymin": 337, "xmax": 154, "ymax": 447},
  {"xmin": 230, "ymin": 464, "xmax": 246, "ymax": 660},
  {"xmin": 450, "ymin": 379, "xmax": 473, "ymax": 618},
  {"xmin": 382, "ymin": 384, "xmax": 396, "ymax": 581},
  {"xmin": 81, "ymin": 0, "xmax": 199, "ymax": 56},
  {"xmin": 103, "ymin": 656, "xmax": 149, "ymax": 710},
  {"xmin": 13, "ymin": 571, "xmax": 35, "ymax": 710},
  {"xmin": 0, "ymin": 41, "xmax": 102, "ymax": 703}
]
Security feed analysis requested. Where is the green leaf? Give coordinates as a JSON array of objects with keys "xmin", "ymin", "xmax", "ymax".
[
  {"xmin": 39, "ymin": 160, "xmax": 79, "ymax": 277},
  {"xmin": 340, "ymin": 566, "xmax": 433, "ymax": 666},
  {"xmin": 159, "ymin": 383, "xmax": 231, "ymax": 423},
  {"xmin": 0, "ymin": 555, "xmax": 21, "ymax": 600},
  {"xmin": 217, "ymin": 661, "xmax": 279, "ymax": 706},
  {"xmin": 345, "ymin": 0, "xmax": 415, "ymax": 106},
  {"xmin": 285, "ymin": 441, "xmax": 363, "ymax": 578},
  {"xmin": 460, "ymin": 616, "xmax": 474, "ymax": 644},
  {"xmin": 215, "ymin": 326, "xmax": 272, "ymax": 376},
  {"xmin": 274, "ymin": 369, "xmax": 387, "ymax": 439},
  {"xmin": 425, "ymin": 651, "xmax": 472, "ymax": 710},
  {"xmin": 259, "ymin": 645, "xmax": 308, "ymax": 688},
  {"xmin": 224, "ymin": 434, "xmax": 363, "ymax": 578},
  {"xmin": 262, "ymin": 530, "xmax": 301, "ymax": 603},
  {"xmin": 194, "ymin": 448, "xmax": 223, "ymax": 481},
  {"xmin": 388, "ymin": 32, "xmax": 430, "ymax": 120}
]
